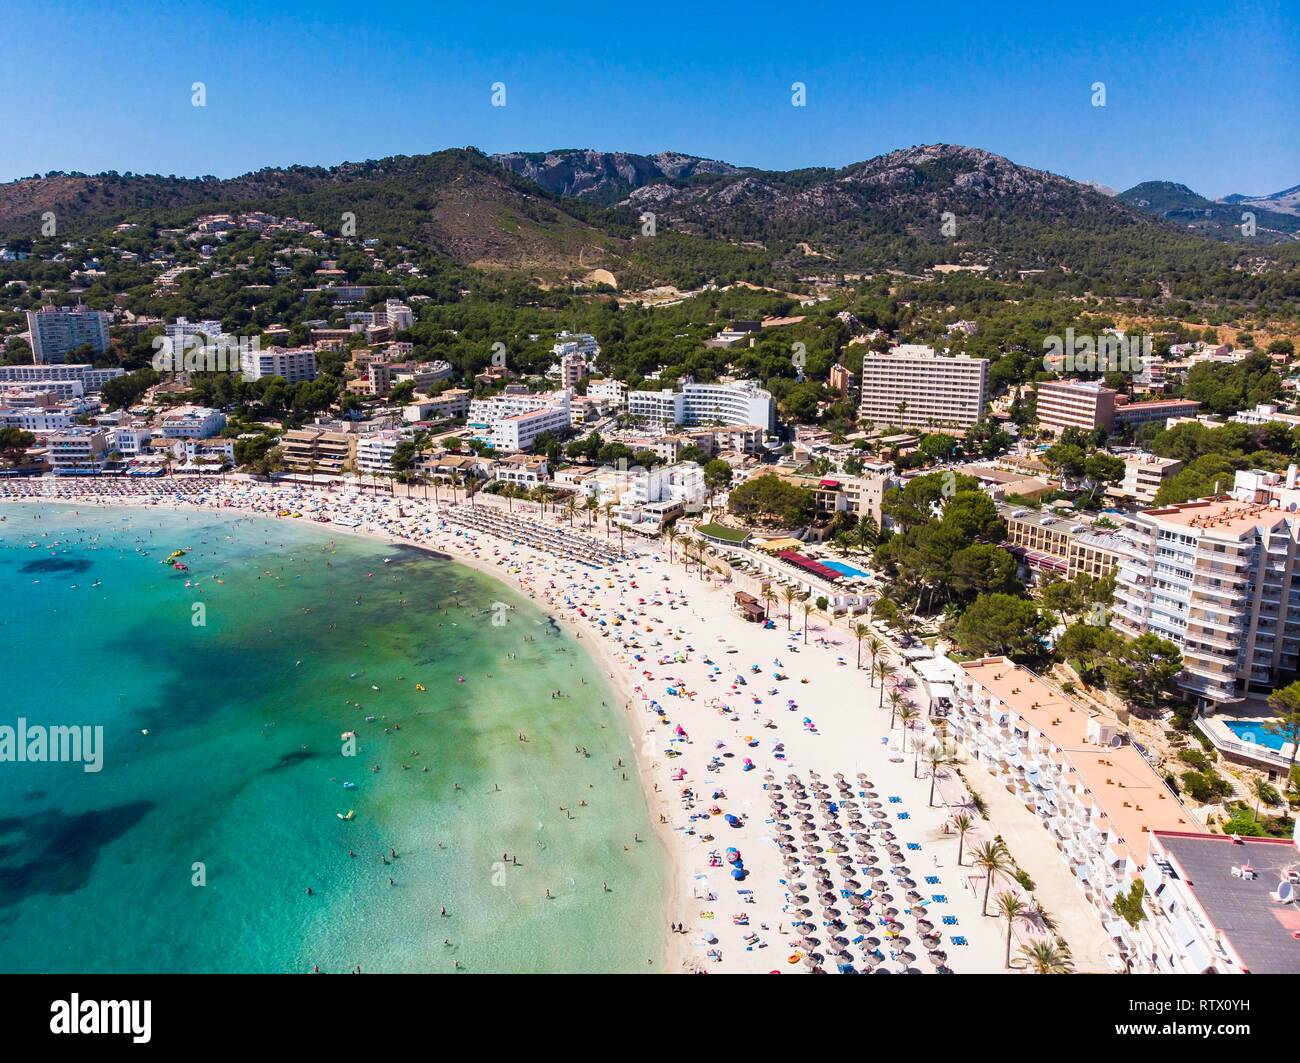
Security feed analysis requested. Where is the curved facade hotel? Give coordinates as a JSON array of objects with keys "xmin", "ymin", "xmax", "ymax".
[{"xmin": 627, "ymin": 380, "xmax": 775, "ymax": 432}]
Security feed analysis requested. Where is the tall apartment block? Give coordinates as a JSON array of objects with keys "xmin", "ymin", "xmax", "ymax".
[
  {"xmin": 1113, "ymin": 467, "xmax": 1300, "ymax": 706},
  {"xmin": 1036, "ymin": 378, "xmax": 1202, "ymax": 436},
  {"xmin": 26, "ymin": 306, "xmax": 111, "ymax": 364},
  {"xmin": 1035, "ymin": 379, "xmax": 1117, "ymax": 434},
  {"xmin": 858, "ymin": 345, "xmax": 988, "ymax": 429}
]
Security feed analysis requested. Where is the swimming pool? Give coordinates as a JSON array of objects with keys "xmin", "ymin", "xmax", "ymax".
[
  {"xmin": 1224, "ymin": 720, "xmax": 1288, "ymax": 751},
  {"xmin": 822, "ymin": 560, "xmax": 871, "ymax": 579}
]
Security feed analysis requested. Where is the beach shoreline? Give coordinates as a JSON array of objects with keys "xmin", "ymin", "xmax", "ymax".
[
  {"xmin": 3, "ymin": 475, "xmax": 1046, "ymax": 974},
  {"xmin": 4, "ymin": 485, "xmax": 690, "ymax": 973}
]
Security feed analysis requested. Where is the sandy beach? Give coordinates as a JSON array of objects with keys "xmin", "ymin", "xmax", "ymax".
[{"xmin": 2, "ymin": 474, "xmax": 1081, "ymax": 973}]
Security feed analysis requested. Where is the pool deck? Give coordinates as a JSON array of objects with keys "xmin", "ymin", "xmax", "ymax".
[
  {"xmin": 1198, "ymin": 713, "xmax": 1295, "ymax": 771},
  {"xmin": 821, "ymin": 562, "xmax": 871, "ymax": 579}
]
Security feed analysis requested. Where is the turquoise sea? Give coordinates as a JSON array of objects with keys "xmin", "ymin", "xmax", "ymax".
[{"xmin": 0, "ymin": 503, "xmax": 667, "ymax": 973}]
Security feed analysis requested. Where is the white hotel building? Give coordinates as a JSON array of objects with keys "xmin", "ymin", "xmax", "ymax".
[
  {"xmin": 159, "ymin": 405, "xmax": 226, "ymax": 439},
  {"xmin": 26, "ymin": 306, "xmax": 111, "ymax": 364},
  {"xmin": 858, "ymin": 345, "xmax": 988, "ymax": 429},
  {"xmin": 240, "ymin": 346, "xmax": 318, "ymax": 384},
  {"xmin": 628, "ymin": 380, "xmax": 775, "ymax": 433},
  {"xmin": 0, "ymin": 406, "xmax": 79, "ymax": 431},
  {"xmin": 1113, "ymin": 468, "xmax": 1300, "ymax": 707},
  {"xmin": 468, "ymin": 389, "xmax": 572, "ymax": 453},
  {"xmin": 355, "ymin": 430, "xmax": 404, "ymax": 475},
  {"xmin": 949, "ymin": 658, "xmax": 1203, "ymax": 972},
  {"xmin": 0, "ymin": 363, "xmax": 124, "ymax": 393}
]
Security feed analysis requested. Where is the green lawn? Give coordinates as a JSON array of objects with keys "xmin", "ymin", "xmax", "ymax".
[{"xmin": 697, "ymin": 522, "xmax": 749, "ymax": 544}]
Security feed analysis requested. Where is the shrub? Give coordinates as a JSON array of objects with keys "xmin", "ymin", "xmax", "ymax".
[
  {"xmin": 1221, "ymin": 813, "xmax": 1268, "ymax": 837},
  {"xmin": 1113, "ymin": 880, "xmax": 1146, "ymax": 927},
  {"xmin": 1180, "ymin": 769, "xmax": 1233, "ymax": 803},
  {"xmin": 1255, "ymin": 781, "xmax": 1283, "ymax": 807}
]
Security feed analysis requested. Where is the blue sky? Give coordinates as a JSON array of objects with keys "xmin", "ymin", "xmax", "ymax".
[{"xmin": 3, "ymin": 0, "xmax": 1297, "ymax": 197}]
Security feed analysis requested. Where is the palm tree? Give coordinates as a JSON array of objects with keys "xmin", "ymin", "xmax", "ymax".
[
  {"xmin": 563, "ymin": 495, "xmax": 578, "ymax": 526},
  {"xmin": 995, "ymin": 891, "xmax": 1028, "ymax": 968},
  {"xmin": 1016, "ymin": 939, "xmax": 1074, "ymax": 974},
  {"xmin": 664, "ymin": 525, "xmax": 678, "ymax": 563},
  {"xmin": 780, "ymin": 586, "xmax": 798, "ymax": 630},
  {"xmin": 761, "ymin": 585, "xmax": 777, "ymax": 622},
  {"xmin": 925, "ymin": 742, "xmax": 956, "ymax": 807},
  {"xmin": 886, "ymin": 689, "xmax": 905, "ymax": 729},
  {"xmin": 801, "ymin": 600, "xmax": 814, "ymax": 645},
  {"xmin": 971, "ymin": 840, "xmax": 1013, "ymax": 915},
  {"xmin": 852, "ymin": 623, "xmax": 870, "ymax": 669},
  {"xmin": 951, "ymin": 813, "xmax": 975, "ymax": 865},
  {"xmin": 874, "ymin": 660, "xmax": 896, "ymax": 709},
  {"xmin": 584, "ymin": 495, "xmax": 599, "ymax": 525},
  {"xmin": 1251, "ymin": 777, "xmax": 1274, "ymax": 823},
  {"xmin": 898, "ymin": 704, "xmax": 920, "ymax": 749},
  {"xmin": 602, "ymin": 501, "xmax": 616, "ymax": 538},
  {"xmin": 693, "ymin": 539, "xmax": 710, "ymax": 580},
  {"xmin": 866, "ymin": 635, "xmax": 884, "ymax": 673}
]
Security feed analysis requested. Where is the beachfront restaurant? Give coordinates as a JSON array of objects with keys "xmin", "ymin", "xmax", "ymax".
[{"xmin": 738, "ymin": 538, "xmax": 872, "ymax": 615}]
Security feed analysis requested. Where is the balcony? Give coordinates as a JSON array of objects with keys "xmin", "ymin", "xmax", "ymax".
[{"xmin": 1195, "ymin": 547, "xmax": 1250, "ymax": 568}]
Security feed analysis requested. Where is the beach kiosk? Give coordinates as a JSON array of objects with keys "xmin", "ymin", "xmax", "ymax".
[{"xmin": 733, "ymin": 591, "xmax": 766, "ymax": 623}]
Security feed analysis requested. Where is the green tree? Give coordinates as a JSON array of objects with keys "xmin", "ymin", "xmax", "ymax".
[
  {"xmin": 0, "ymin": 427, "xmax": 35, "ymax": 466},
  {"xmin": 1112, "ymin": 880, "xmax": 1147, "ymax": 928},
  {"xmin": 1265, "ymin": 680, "xmax": 1300, "ymax": 784},
  {"xmin": 1016, "ymin": 940, "xmax": 1075, "ymax": 974},
  {"xmin": 702, "ymin": 458, "xmax": 733, "ymax": 502},
  {"xmin": 1104, "ymin": 633, "xmax": 1183, "ymax": 715},
  {"xmin": 994, "ymin": 891, "xmax": 1028, "ymax": 969},
  {"xmin": 952, "ymin": 812, "xmax": 975, "ymax": 866},
  {"xmin": 971, "ymin": 839, "xmax": 1013, "ymax": 915},
  {"xmin": 953, "ymin": 594, "xmax": 1049, "ymax": 660}
]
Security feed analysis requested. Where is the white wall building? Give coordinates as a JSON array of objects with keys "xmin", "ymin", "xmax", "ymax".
[
  {"xmin": 552, "ymin": 331, "xmax": 599, "ymax": 359},
  {"xmin": 628, "ymin": 380, "xmax": 776, "ymax": 432},
  {"xmin": 159, "ymin": 405, "xmax": 226, "ymax": 439},
  {"xmin": 26, "ymin": 306, "xmax": 111, "ymax": 364},
  {"xmin": 108, "ymin": 426, "xmax": 154, "ymax": 456},
  {"xmin": 1113, "ymin": 468, "xmax": 1300, "ymax": 705},
  {"xmin": 859, "ymin": 345, "xmax": 988, "ymax": 429},
  {"xmin": 240, "ymin": 346, "xmax": 318, "ymax": 384},
  {"xmin": 950, "ymin": 657, "xmax": 1202, "ymax": 972},
  {"xmin": 0, "ymin": 407, "xmax": 79, "ymax": 431},
  {"xmin": 1120, "ymin": 453, "xmax": 1183, "ymax": 503},
  {"xmin": 468, "ymin": 389, "xmax": 572, "ymax": 452},
  {"xmin": 0, "ymin": 364, "xmax": 125, "ymax": 393},
  {"xmin": 1232, "ymin": 403, "xmax": 1300, "ymax": 429},
  {"xmin": 165, "ymin": 317, "xmax": 228, "ymax": 351},
  {"xmin": 586, "ymin": 378, "xmax": 627, "ymax": 406},
  {"xmin": 48, "ymin": 430, "xmax": 110, "ymax": 471},
  {"xmin": 355, "ymin": 430, "xmax": 404, "ymax": 475},
  {"xmin": 486, "ymin": 403, "xmax": 572, "ymax": 452}
]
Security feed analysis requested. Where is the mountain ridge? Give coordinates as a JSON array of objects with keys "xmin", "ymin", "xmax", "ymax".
[
  {"xmin": 1, "ymin": 145, "xmax": 1294, "ymax": 287},
  {"xmin": 1117, "ymin": 179, "xmax": 1300, "ymax": 240}
]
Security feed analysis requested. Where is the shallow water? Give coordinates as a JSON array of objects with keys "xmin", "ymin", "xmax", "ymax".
[{"xmin": 0, "ymin": 503, "xmax": 667, "ymax": 972}]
